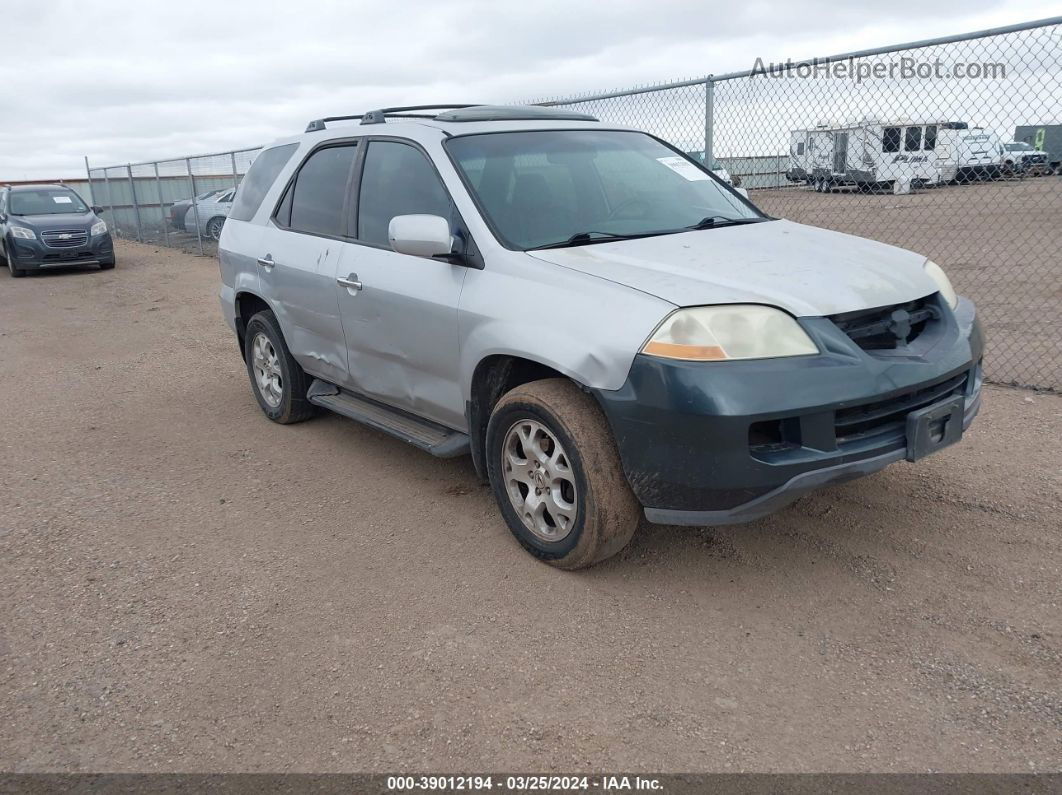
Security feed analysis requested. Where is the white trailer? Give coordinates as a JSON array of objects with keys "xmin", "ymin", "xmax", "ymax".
[
  {"xmin": 786, "ymin": 119, "xmax": 942, "ymax": 191},
  {"xmin": 935, "ymin": 124, "xmax": 1003, "ymax": 182}
]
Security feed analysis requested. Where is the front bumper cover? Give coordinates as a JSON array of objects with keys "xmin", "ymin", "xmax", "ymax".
[
  {"xmin": 8, "ymin": 232, "xmax": 115, "ymax": 268},
  {"xmin": 594, "ymin": 295, "xmax": 984, "ymax": 526}
]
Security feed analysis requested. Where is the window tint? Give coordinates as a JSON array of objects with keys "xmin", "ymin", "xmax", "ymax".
[
  {"xmin": 796, "ymin": 142, "xmax": 805, "ymax": 156},
  {"xmin": 924, "ymin": 125, "xmax": 937, "ymax": 151},
  {"xmin": 287, "ymin": 144, "xmax": 357, "ymax": 237},
  {"xmin": 357, "ymin": 141, "xmax": 452, "ymax": 247},
  {"xmin": 882, "ymin": 127, "xmax": 901, "ymax": 153},
  {"xmin": 904, "ymin": 126, "xmax": 922, "ymax": 152},
  {"xmin": 229, "ymin": 144, "xmax": 297, "ymax": 222}
]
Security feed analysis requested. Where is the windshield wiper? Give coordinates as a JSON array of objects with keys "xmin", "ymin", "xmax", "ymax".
[
  {"xmin": 686, "ymin": 215, "xmax": 766, "ymax": 230},
  {"xmin": 528, "ymin": 231, "xmax": 644, "ymax": 250}
]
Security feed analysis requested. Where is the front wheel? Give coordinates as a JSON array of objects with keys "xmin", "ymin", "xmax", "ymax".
[{"xmin": 486, "ymin": 379, "xmax": 641, "ymax": 570}]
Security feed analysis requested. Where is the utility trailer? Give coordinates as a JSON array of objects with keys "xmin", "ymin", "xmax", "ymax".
[{"xmin": 787, "ymin": 119, "xmax": 943, "ymax": 192}]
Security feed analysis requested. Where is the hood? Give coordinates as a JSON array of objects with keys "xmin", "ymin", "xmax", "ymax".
[
  {"xmin": 527, "ymin": 219, "xmax": 938, "ymax": 317},
  {"xmin": 10, "ymin": 211, "xmax": 96, "ymax": 231}
]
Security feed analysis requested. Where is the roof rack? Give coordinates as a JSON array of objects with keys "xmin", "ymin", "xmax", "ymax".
[
  {"xmin": 305, "ymin": 104, "xmax": 599, "ymax": 132},
  {"xmin": 305, "ymin": 105, "xmax": 478, "ymax": 132}
]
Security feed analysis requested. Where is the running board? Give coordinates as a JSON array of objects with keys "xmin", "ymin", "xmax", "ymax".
[{"xmin": 307, "ymin": 379, "xmax": 470, "ymax": 458}]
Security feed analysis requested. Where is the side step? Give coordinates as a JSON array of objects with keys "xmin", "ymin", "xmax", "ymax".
[{"xmin": 307, "ymin": 379, "xmax": 470, "ymax": 458}]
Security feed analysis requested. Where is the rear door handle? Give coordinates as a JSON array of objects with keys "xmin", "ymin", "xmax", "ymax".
[
  {"xmin": 256, "ymin": 255, "xmax": 275, "ymax": 269},
  {"xmin": 337, "ymin": 273, "xmax": 363, "ymax": 291}
]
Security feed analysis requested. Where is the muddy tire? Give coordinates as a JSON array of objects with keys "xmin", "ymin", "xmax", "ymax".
[
  {"xmin": 243, "ymin": 310, "xmax": 315, "ymax": 424},
  {"xmin": 486, "ymin": 378, "xmax": 640, "ymax": 570}
]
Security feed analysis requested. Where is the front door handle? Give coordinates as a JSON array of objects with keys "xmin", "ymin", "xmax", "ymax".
[
  {"xmin": 337, "ymin": 273, "xmax": 363, "ymax": 291},
  {"xmin": 256, "ymin": 255, "xmax": 275, "ymax": 269}
]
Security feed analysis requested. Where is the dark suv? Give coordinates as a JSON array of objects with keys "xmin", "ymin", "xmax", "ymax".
[{"xmin": 0, "ymin": 184, "xmax": 115, "ymax": 277}]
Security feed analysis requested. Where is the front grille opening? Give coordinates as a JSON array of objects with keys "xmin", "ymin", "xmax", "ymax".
[
  {"xmin": 834, "ymin": 372, "xmax": 967, "ymax": 443},
  {"xmin": 830, "ymin": 296, "xmax": 938, "ymax": 351}
]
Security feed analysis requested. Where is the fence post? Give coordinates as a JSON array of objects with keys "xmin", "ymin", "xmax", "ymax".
[
  {"xmin": 230, "ymin": 152, "xmax": 240, "ymax": 191},
  {"xmin": 185, "ymin": 158, "xmax": 204, "ymax": 256},
  {"xmin": 154, "ymin": 161, "xmax": 169, "ymax": 247},
  {"xmin": 83, "ymin": 156, "xmax": 93, "ymax": 206},
  {"xmin": 703, "ymin": 76, "xmax": 714, "ymax": 167},
  {"xmin": 126, "ymin": 165, "xmax": 143, "ymax": 243},
  {"xmin": 101, "ymin": 170, "xmax": 117, "ymax": 236}
]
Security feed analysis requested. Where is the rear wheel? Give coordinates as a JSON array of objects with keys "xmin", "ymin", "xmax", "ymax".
[
  {"xmin": 243, "ymin": 310, "xmax": 314, "ymax": 424},
  {"xmin": 207, "ymin": 216, "xmax": 225, "ymax": 241},
  {"xmin": 486, "ymin": 379, "xmax": 640, "ymax": 570}
]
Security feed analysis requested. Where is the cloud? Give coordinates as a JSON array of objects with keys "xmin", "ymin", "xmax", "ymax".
[{"xmin": 1, "ymin": 0, "xmax": 1058, "ymax": 178}]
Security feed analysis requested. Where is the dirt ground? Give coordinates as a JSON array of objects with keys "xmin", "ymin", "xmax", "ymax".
[
  {"xmin": 1, "ymin": 242, "xmax": 1060, "ymax": 773},
  {"xmin": 754, "ymin": 177, "xmax": 1062, "ymax": 390}
]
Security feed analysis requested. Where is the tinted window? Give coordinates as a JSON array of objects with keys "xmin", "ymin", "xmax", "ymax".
[
  {"xmin": 904, "ymin": 126, "xmax": 922, "ymax": 152},
  {"xmin": 882, "ymin": 127, "xmax": 901, "ymax": 153},
  {"xmin": 229, "ymin": 144, "xmax": 297, "ymax": 222},
  {"xmin": 287, "ymin": 144, "xmax": 357, "ymax": 236},
  {"xmin": 796, "ymin": 142, "xmax": 805, "ymax": 156},
  {"xmin": 924, "ymin": 125, "xmax": 937, "ymax": 151},
  {"xmin": 357, "ymin": 141, "xmax": 452, "ymax": 247},
  {"xmin": 447, "ymin": 130, "xmax": 759, "ymax": 250}
]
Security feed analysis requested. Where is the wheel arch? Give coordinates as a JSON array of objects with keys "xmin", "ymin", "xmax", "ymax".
[
  {"xmin": 466, "ymin": 354, "xmax": 585, "ymax": 481},
  {"xmin": 233, "ymin": 290, "xmax": 273, "ymax": 360}
]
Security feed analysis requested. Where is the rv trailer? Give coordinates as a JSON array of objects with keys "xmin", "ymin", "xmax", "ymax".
[
  {"xmin": 787, "ymin": 119, "xmax": 942, "ymax": 191},
  {"xmin": 935, "ymin": 124, "xmax": 1003, "ymax": 182}
]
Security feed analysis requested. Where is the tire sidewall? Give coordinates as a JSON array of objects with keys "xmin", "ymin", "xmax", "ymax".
[
  {"xmin": 244, "ymin": 313, "xmax": 299, "ymax": 422},
  {"xmin": 208, "ymin": 218, "xmax": 224, "ymax": 240},
  {"xmin": 485, "ymin": 398, "xmax": 592, "ymax": 562}
]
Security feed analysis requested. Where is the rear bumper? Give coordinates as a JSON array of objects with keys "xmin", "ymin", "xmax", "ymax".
[
  {"xmin": 7, "ymin": 232, "xmax": 114, "ymax": 268},
  {"xmin": 594, "ymin": 295, "xmax": 984, "ymax": 526}
]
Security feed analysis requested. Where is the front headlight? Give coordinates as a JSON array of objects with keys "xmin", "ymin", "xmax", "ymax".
[
  {"xmin": 642, "ymin": 305, "xmax": 819, "ymax": 361},
  {"xmin": 923, "ymin": 260, "xmax": 958, "ymax": 309},
  {"xmin": 9, "ymin": 226, "xmax": 35, "ymax": 240},
  {"xmin": 90, "ymin": 220, "xmax": 107, "ymax": 236}
]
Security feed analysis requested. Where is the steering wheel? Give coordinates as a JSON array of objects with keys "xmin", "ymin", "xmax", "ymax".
[{"xmin": 606, "ymin": 197, "xmax": 652, "ymax": 221}]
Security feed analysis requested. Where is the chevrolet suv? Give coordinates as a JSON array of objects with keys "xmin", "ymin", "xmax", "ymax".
[
  {"xmin": 217, "ymin": 104, "xmax": 983, "ymax": 569},
  {"xmin": 0, "ymin": 184, "xmax": 115, "ymax": 277}
]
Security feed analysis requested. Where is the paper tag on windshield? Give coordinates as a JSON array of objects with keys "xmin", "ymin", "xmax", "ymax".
[
  {"xmin": 656, "ymin": 156, "xmax": 710, "ymax": 181},
  {"xmin": 52, "ymin": 196, "xmax": 73, "ymax": 203}
]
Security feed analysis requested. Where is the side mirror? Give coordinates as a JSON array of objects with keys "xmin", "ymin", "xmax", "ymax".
[
  {"xmin": 388, "ymin": 214, "xmax": 453, "ymax": 260},
  {"xmin": 735, "ymin": 187, "xmax": 750, "ymax": 199},
  {"xmin": 91, "ymin": 205, "xmax": 104, "ymax": 215}
]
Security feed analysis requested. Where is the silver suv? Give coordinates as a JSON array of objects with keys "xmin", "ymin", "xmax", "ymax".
[{"xmin": 218, "ymin": 104, "xmax": 983, "ymax": 569}]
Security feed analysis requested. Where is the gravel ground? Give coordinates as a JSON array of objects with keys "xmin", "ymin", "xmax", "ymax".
[{"xmin": 1, "ymin": 242, "xmax": 1060, "ymax": 773}]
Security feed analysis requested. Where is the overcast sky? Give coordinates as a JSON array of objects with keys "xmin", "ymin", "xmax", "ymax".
[{"xmin": 2, "ymin": 0, "xmax": 1061, "ymax": 178}]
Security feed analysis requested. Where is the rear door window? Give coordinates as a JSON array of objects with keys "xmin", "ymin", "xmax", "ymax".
[{"xmin": 228, "ymin": 143, "xmax": 298, "ymax": 222}]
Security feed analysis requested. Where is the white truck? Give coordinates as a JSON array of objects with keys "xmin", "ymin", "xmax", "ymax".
[{"xmin": 787, "ymin": 119, "xmax": 943, "ymax": 192}]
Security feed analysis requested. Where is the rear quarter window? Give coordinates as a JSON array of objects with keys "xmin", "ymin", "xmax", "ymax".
[{"xmin": 229, "ymin": 143, "xmax": 298, "ymax": 222}]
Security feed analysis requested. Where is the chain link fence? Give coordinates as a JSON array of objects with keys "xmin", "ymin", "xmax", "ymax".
[
  {"xmin": 85, "ymin": 17, "xmax": 1060, "ymax": 389},
  {"xmin": 86, "ymin": 148, "xmax": 261, "ymax": 256}
]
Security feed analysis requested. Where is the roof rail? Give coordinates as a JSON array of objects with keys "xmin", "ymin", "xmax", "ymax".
[{"xmin": 305, "ymin": 105, "xmax": 479, "ymax": 132}]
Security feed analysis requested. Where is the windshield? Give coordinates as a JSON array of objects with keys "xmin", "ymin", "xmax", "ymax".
[
  {"xmin": 1005, "ymin": 142, "xmax": 1032, "ymax": 151},
  {"xmin": 446, "ymin": 130, "xmax": 761, "ymax": 250},
  {"xmin": 10, "ymin": 188, "xmax": 89, "ymax": 216}
]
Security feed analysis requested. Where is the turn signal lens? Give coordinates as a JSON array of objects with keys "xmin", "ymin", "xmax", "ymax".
[{"xmin": 642, "ymin": 305, "xmax": 818, "ymax": 362}]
